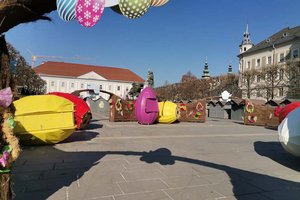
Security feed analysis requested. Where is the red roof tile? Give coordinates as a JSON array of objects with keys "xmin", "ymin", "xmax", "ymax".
[{"xmin": 34, "ymin": 61, "xmax": 145, "ymax": 83}]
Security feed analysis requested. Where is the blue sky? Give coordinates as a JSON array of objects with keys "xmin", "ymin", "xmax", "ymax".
[{"xmin": 6, "ymin": 0, "xmax": 300, "ymax": 86}]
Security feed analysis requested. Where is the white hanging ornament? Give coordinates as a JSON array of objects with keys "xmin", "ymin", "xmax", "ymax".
[{"xmin": 105, "ymin": 0, "xmax": 119, "ymax": 7}]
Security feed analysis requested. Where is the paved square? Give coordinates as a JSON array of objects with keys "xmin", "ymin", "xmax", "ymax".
[{"xmin": 12, "ymin": 115, "xmax": 300, "ymax": 200}]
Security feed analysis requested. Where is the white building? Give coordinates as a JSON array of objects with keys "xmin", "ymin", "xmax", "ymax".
[
  {"xmin": 238, "ymin": 25, "xmax": 300, "ymax": 100},
  {"xmin": 34, "ymin": 61, "xmax": 145, "ymax": 99}
]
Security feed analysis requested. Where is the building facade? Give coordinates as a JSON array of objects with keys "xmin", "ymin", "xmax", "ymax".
[
  {"xmin": 34, "ymin": 62, "xmax": 145, "ymax": 99},
  {"xmin": 238, "ymin": 25, "xmax": 300, "ymax": 100}
]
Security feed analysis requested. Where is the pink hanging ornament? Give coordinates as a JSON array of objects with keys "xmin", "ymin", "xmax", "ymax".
[
  {"xmin": 0, "ymin": 87, "xmax": 13, "ymax": 108},
  {"xmin": 76, "ymin": 0, "xmax": 105, "ymax": 28}
]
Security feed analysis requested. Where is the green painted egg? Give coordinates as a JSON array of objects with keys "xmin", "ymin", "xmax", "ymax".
[{"xmin": 119, "ymin": 0, "xmax": 151, "ymax": 19}]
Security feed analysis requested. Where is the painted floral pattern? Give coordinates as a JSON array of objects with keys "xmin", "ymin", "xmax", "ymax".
[{"xmin": 76, "ymin": 0, "xmax": 105, "ymax": 27}]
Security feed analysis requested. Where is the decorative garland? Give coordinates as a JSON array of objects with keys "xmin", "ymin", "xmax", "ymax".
[
  {"xmin": 115, "ymin": 99, "xmax": 122, "ymax": 112},
  {"xmin": 247, "ymin": 113, "xmax": 257, "ymax": 123},
  {"xmin": 126, "ymin": 101, "xmax": 134, "ymax": 111},
  {"xmin": 245, "ymin": 102, "xmax": 254, "ymax": 113},
  {"xmin": 178, "ymin": 103, "xmax": 187, "ymax": 111},
  {"xmin": 0, "ymin": 145, "xmax": 12, "ymax": 173},
  {"xmin": 196, "ymin": 102, "xmax": 204, "ymax": 112},
  {"xmin": 115, "ymin": 99, "xmax": 123, "ymax": 116},
  {"xmin": 194, "ymin": 111, "xmax": 202, "ymax": 119}
]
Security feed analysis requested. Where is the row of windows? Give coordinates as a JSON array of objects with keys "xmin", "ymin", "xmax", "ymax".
[
  {"xmin": 256, "ymin": 88, "xmax": 284, "ymax": 97},
  {"xmin": 245, "ymin": 49, "xmax": 299, "ymax": 69},
  {"xmin": 255, "ymin": 69, "xmax": 285, "ymax": 82},
  {"xmin": 50, "ymin": 81, "xmax": 126, "ymax": 91}
]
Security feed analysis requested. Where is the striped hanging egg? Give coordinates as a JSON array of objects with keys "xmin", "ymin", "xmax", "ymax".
[
  {"xmin": 119, "ymin": 0, "xmax": 151, "ymax": 19},
  {"xmin": 57, "ymin": 0, "xmax": 77, "ymax": 21},
  {"xmin": 76, "ymin": 0, "xmax": 105, "ymax": 28},
  {"xmin": 151, "ymin": 0, "xmax": 169, "ymax": 7}
]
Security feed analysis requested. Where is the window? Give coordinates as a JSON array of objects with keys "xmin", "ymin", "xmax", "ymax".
[
  {"xmin": 267, "ymin": 56, "xmax": 272, "ymax": 64},
  {"xmin": 279, "ymin": 88, "xmax": 284, "ymax": 96},
  {"xmin": 256, "ymin": 91, "xmax": 262, "ymax": 97},
  {"xmin": 247, "ymin": 61, "xmax": 250, "ymax": 69},
  {"xmin": 279, "ymin": 69, "xmax": 284, "ymax": 80},
  {"xmin": 117, "ymin": 86, "xmax": 120, "ymax": 91},
  {"xmin": 293, "ymin": 49, "xmax": 299, "ymax": 59},
  {"xmin": 279, "ymin": 53, "xmax": 285, "ymax": 62},
  {"xmin": 257, "ymin": 75, "xmax": 261, "ymax": 83},
  {"xmin": 51, "ymin": 81, "xmax": 55, "ymax": 87},
  {"xmin": 71, "ymin": 83, "xmax": 74, "ymax": 88},
  {"xmin": 256, "ymin": 59, "xmax": 260, "ymax": 67},
  {"xmin": 81, "ymin": 83, "xmax": 84, "ymax": 89},
  {"xmin": 99, "ymin": 85, "xmax": 103, "ymax": 90},
  {"xmin": 109, "ymin": 85, "xmax": 112, "ymax": 90},
  {"xmin": 61, "ymin": 82, "xmax": 65, "ymax": 87},
  {"xmin": 244, "ymin": 47, "xmax": 246, "ymax": 51}
]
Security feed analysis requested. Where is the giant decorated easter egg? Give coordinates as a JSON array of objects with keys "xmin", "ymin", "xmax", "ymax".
[
  {"xmin": 135, "ymin": 87, "xmax": 158, "ymax": 125},
  {"xmin": 151, "ymin": 0, "xmax": 169, "ymax": 7},
  {"xmin": 105, "ymin": 0, "xmax": 119, "ymax": 7},
  {"xmin": 76, "ymin": 0, "xmax": 105, "ymax": 27},
  {"xmin": 278, "ymin": 107, "xmax": 300, "ymax": 157},
  {"xmin": 57, "ymin": 0, "xmax": 77, "ymax": 21},
  {"xmin": 119, "ymin": 0, "xmax": 151, "ymax": 19}
]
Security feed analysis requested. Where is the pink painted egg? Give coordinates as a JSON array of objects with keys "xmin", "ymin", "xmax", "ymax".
[
  {"xmin": 151, "ymin": 0, "xmax": 169, "ymax": 7},
  {"xmin": 76, "ymin": 0, "xmax": 105, "ymax": 28}
]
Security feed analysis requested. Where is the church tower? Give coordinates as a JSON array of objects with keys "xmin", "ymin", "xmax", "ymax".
[
  {"xmin": 239, "ymin": 24, "xmax": 253, "ymax": 54},
  {"xmin": 228, "ymin": 64, "xmax": 233, "ymax": 74},
  {"xmin": 202, "ymin": 58, "xmax": 210, "ymax": 79}
]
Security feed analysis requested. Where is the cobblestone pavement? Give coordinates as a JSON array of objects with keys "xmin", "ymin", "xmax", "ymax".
[{"xmin": 11, "ymin": 116, "xmax": 300, "ymax": 200}]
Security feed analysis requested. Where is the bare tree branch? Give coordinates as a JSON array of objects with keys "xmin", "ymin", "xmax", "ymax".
[{"xmin": 0, "ymin": 0, "xmax": 56, "ymax": 34}]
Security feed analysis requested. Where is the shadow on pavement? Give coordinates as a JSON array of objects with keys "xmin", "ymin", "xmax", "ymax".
[
  {"xmin": 12, "ymin": 147, "xmax": 300, "ymax": 200},
  {"xmin": 254, "ymin": 141, "xmax": 300, "ymax": 172},
  {"xmin": 61, "ymin": 131, "xmax": 100, "ymax": 143}
]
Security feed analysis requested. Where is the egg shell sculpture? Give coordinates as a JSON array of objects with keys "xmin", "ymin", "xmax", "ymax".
[
  {"xmin": 158, "ymin": 101, "xmax": 177, "ymax": 124},
  {"xmin": 119, "ymin": 0, "xmax": 151, "ymax": 19},
  {"xmin": 76, "ymin": 0, "xmax": 105, "ymax": 28},
  {"xmin": 278, "ymin": 107, "xmax": 300, "ymax": 157},
  {"xmin": 105, "ymin": 0, "xmax": 119, "ymax": 7},
  {"xmin": 151, "ymin": 0, "xmax": 169, "ymax": 7},
  {"xmin": 278, "ymin": 102, "xmax": 300, "ymax": 123},
  {"xmin": 57, "ymin": 0, "xmax": 77, "ymax": 21},
  {"xmin": 135, "ymin": 87, "xmax": 158, "ymax": 125}
]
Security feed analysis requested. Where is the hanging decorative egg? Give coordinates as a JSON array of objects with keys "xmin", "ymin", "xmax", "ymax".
[
  {"xmin": 119, "ymin": 0, "xmax": 151, "ymax": 19},
  {"xmin": 105, "ymin": 0, "xmax": 119, "ymax": 7},
  {"xmin": 150, "ymin": 0, "xmax": 169, "ymax": 7},
  {"xmin": 56, "ymin": 0, "xmax": 77, "ymax": 21},
  {"xmin": 110, "ymin": 4, "xmax": 122, "ymax": 15},
  {"xmin": 76, "ymin": 0, "xmax": 105, "ymax": 28}
]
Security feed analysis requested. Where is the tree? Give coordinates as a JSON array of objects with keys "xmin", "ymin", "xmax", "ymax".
[
  {"xmin": 7, "ymin": 42, "xmax": 46, "ymax": 95},
  {"xmin": 0, "ymin": 0, "xmax": 56, "ymax": 34},
  {"xmin": 240, "ymin": 69, "xmax": 258, "ymax": 99},
  {"xmin": 0, "ymin": 0, "xmax": 56, "ymax": 90},
  {"xmin": 147, "ymin": 69, "xmax": 154, "ymax": 88},
  {"xmin": 286, "ymin": 59, "xmax": 300, "ymax": 98},
  {"xmin": 127, "ymin": 82, "xmax": 144, "ymax": 99},
  {"xmin": 261, "ymin": 64, "xmax": 285, "ymax": 100},
  {"xmin": 210, "ymin": 74, "xmax": 241, "ymax": 97},
  {"xmin": 180, "ymin": 71, "xmax": 197, "ymax": 83}
]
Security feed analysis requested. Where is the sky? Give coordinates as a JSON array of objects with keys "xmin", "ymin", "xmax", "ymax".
[{"xmin": 5, "ymin": 0, "xmax": 300, "ymax": 87}]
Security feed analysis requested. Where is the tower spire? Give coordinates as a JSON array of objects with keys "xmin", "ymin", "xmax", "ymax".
[
  {"xmin": 202, "ymin": 58, "xmax": 210, "ymax": 79},
  {"xmin": 240, "ymin": 24, "xmax": 254, "ymax": 53},
  {"xmin": 228, "ymin": 64, "xmax": 233, "ymax": 74}
]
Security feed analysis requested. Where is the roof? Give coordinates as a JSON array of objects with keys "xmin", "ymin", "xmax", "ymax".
[
  {"xmin": 231, "ymin": 98, "xmax": 245, "ymax": 106},
  {"xmin": 34, "ymin": 61, "xmax": 145, "ymax": 83},
  {"xmin": 265, "ymin": 99, "xmax": 281, "ymax": 106},
  {"xmin": 239, "ymin": 25, "xmax": 300, "ymax": 56},
  {"xmin": 246, "ymin": 99, "xmax": 267, "ymax": 105}
]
